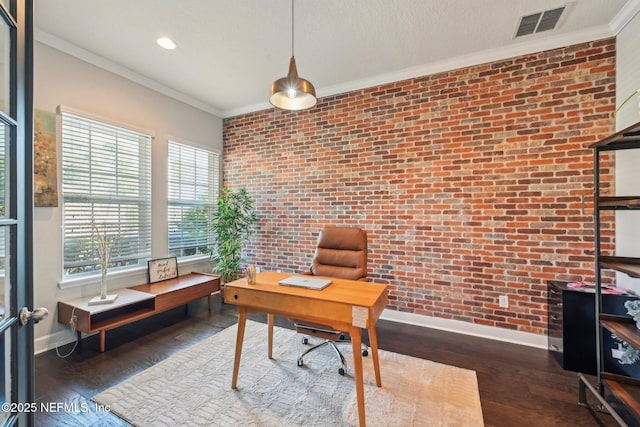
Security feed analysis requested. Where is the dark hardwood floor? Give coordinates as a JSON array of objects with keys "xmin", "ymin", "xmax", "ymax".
[{"xmin": 35, "ymin": 300, "xmax": 621, "ymax": 426}]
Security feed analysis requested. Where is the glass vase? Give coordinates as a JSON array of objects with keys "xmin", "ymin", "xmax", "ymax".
[{"xmin": 100, "ymin": 267, "xmax": 108, "ymax": 300}]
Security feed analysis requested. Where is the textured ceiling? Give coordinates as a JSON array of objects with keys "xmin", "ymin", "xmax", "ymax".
[{"xmin": 34, "ymin": 0, "xmax": 640, "ymax": 118}]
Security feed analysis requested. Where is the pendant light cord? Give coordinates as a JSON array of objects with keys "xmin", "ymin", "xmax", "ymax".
[{"xmin": 291, "ymin": 0, "xmax": 295, "ymax": 57}]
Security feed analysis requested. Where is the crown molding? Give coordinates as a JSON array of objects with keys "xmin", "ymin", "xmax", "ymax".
[
  {"xmin": 609, "ymin": 0, "xmax": 640, "ymax": 34},
  {"xmin": 315, "ymin": 25, "xmax": 616, "ymax": 105},
  {"xmin": 35, "ymin": 29, "xmax": 223, "ymax": 118},
  {"xmin": 35, "ymin": 17, "xmax": 626, "ymax": 121},
  {"xmin": 222, "ymin": 24, "xmax": 618, "ymax": 118},
  {"xmin": 223, "ymin": 101, "xmax": 274, "ymax": 119}
]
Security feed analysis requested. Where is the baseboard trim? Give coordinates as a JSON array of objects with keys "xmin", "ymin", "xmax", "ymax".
[
  {"xmin": 35, "ymin": 329, "xmax": 85, "ymax": 355},
  {"xmin": 380, "ymin": 309, "xmax": 548, "ymax": 349}
]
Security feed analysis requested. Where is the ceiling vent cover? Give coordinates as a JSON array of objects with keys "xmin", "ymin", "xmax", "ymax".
[{"xmin": 515, "ymin": 6, "xmax": 565, "ymax": 38}]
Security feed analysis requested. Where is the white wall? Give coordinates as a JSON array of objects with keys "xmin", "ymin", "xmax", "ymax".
[
  {"xmin": 615, "ymin": 10, "xmax": 640, "ymax": 293},
  {"xmin": 33, "ymin": 42, "xmax": 223, "ymax": 353}
]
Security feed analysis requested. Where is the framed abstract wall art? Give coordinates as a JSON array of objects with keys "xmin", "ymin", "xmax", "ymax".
[{"xmin": 34, "ymin": 109, "xmax": 59, "ymax": 207}]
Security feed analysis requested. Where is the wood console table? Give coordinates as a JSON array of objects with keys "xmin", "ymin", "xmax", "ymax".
[{"xmin": 57, "ymin": 272, "xmax": 220, "ymax": 352}]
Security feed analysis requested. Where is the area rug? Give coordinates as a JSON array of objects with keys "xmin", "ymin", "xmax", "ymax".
[{"xmin": 93, "ymin": 320, "xmax": 484, "ymax": 426}]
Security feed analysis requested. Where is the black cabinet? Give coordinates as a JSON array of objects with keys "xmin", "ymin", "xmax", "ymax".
[{"xmin": 548, "ymin": 281, "xmax": 640, "ymax": 377}]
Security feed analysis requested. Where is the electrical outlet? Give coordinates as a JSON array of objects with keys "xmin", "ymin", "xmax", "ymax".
[{"xmin": 499, "ymin": 295, "xmax": 509, "ymax": 308}]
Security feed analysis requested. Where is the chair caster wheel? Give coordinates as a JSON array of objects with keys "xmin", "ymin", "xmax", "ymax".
[
  {"xmin": 338, "ymin": 367, "xmax": 346, "ymax": 376},
  {"xmin": 297, "ymin": 359, "xmax": 304, "ymax": 367},
  {"xmin": 302, "ymin": 337, "xmax": 309, "ymax": 344},
  {"xmin": 362, "ymin": 349, "xmax": 368, "ymax": 357}
]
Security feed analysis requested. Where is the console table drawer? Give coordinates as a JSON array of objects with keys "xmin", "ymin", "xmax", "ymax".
[{"xmin": 153, "ymin": 281, "xmax": 219, "ymax": 311}]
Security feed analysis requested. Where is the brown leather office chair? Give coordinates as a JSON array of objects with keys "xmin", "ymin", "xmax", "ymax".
[{"xmin": 295, "ymin": 226, "xmax": 368, "ymax": 375}]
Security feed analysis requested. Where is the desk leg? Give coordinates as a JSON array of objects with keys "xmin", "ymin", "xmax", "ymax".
[
  {"xmin": 231, "ymin": 308, "xmax": 247, "ymax": 389},
  {"xmin": 350, "ymin": 327, "xmax": 366, "ymax": 427},
  {"xmin": 267, "ymin": 313, "xmax": 274, "ymax": 359},
  {"xmin": 368, "ymin": 324, "xmax": 382, "ymax": 387},
  {"xmin": 99, "ymin": 330, "xmax": 106, "ymax": 353},
  {"xmin": 207, "ymin": 295, "xmax": 212, "ymax": 313}
]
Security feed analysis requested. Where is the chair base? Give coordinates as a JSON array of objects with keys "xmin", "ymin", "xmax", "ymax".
[
  {"xmin": 297, "ymin": 339, "xmax": 348, "ymax": 375},
  {"xmin": 295, "ymin": 331, "xmax": 369, "ymax": 376}
]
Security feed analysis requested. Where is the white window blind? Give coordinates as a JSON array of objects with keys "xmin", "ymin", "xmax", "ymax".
[
  {"xmin": 168, "ymin": 140, "xmax": 219, "ymax": 258},
  {"xmin": 61, "ymin": 111, "xmax": 152, "ymax": 276}
]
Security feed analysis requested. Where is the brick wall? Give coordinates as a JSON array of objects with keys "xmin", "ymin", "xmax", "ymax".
[{"xmin": 223, "ymin": 38, "xmax": 616, "ymax": 335}]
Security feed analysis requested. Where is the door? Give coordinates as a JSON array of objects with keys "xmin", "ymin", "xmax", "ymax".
[{"xmin": 0, "ymin": 1, "xmax": 41, "ymax": 426}]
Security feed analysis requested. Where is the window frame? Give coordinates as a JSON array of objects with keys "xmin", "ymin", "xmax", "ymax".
[
  {"xmin": 59, "ymin": 106, "xmax": 153, "ymax": 278},
  {"xmin": 167, "ymin": 139, "xmax": 220, "ymax": 259}
]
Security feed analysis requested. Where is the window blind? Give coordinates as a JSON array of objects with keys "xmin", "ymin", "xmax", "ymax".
[
  {"xmin": 61, "ymin": 111, "xmax": 152, "ymax": 275},
  {"xmin": 167, "ymin": 140, "xmax": 219, "ymax": 258}
]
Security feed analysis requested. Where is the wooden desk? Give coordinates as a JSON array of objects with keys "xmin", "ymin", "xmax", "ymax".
[
  {"xmin": 58, "ymin": 272, "xmax": 220, "ymax": 352},
  {"xmin": 224, "ymin": 271, "xmax": 388, "ymax": 427}
]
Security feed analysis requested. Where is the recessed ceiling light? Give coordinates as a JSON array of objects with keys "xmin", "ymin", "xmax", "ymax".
[{"xmin": 157, "ymin": 37, "xmax": 176, "ymax": 50}]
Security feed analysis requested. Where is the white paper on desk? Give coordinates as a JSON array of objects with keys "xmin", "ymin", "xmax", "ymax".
[{"xmin": 352, "ymin": 306, "xmax": 368, "ymax": 328}]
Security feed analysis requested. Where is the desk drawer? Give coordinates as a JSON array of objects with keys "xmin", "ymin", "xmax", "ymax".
[{"xmin": 226, "ymin": 287, "xmax": 354, "ymax": 326}]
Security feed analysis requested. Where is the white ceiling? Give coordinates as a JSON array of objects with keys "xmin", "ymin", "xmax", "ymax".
[{"xmin": 34, "ymin": 0, "xmax": 640, "ymax": 118}]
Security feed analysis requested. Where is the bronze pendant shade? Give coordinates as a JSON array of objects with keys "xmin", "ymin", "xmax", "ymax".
[
  {"xmin": 270, "ymin": 56, "xmax": 316, "ymax": 110},
  {"xmin": 269, "ymin": 0, "xmax": 317, "ymax": 111}
]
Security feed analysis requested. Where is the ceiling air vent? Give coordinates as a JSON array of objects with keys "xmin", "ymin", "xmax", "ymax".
[{"xmin": 515, "ymin": 6, "xmax": 565, "ymax": 38}]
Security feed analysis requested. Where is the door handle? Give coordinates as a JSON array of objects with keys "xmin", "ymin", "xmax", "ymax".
[{"xmin": 19, "ymin": 307, "xmax": 49, "ymax": 326}]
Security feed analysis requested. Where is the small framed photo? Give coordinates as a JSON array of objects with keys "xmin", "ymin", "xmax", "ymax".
[{"xmin": 147, "ymin": 257, "xmax": 179, "ymax": 283}]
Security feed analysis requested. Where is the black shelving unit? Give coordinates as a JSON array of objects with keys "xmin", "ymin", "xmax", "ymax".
[{"xmin": 578, "ymin": 120, "xmax": 640, "ymax": 426}]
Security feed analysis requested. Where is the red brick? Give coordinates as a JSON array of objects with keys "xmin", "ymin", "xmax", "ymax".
[{"xmin": 222, "ymin": 38, "xmax": 616, "ymax": 337}]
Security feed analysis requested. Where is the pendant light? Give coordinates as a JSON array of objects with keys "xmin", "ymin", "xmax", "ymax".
[{"xmin": 269, "ymin": 0, "xmax": 317, "ymax": 111}]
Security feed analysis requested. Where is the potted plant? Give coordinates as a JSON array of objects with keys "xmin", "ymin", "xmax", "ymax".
[{"xmin": 210, "ymin": 187, "xmax": 257, "ymax": 287}]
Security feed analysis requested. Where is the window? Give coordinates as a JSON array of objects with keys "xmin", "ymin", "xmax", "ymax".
[
  {"xmin": 61, "ymin": 110, "xmax": 152, "ymax": 276},
  {"xmin": 168, "ymin": 140, "xmax": 219, "ymax": 258}
]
